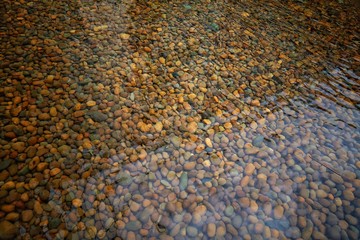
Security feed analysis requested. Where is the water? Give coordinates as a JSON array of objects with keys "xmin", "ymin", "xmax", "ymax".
[{"xmin": 0, "ymin": 0, "xmax": 359, "ymax": 239}]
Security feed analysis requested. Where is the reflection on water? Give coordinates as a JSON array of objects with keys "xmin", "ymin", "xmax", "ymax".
[{"xmin": 0, "ymin": 0, "xmax": 359, "ymax": 239}]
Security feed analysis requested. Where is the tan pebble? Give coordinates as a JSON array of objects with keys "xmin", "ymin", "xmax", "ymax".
[
  {"xmin": 144, "ymin": 47, "xmax": 151, "ymax": 52},
  {"xmin": 343, "ymin": 189, "xmax": 355, "ymax": 201},
  {"xmin": 203, "ymin": 119, "xmax": 211, "ymax": 125},
  {"xmin": 187, "ymin": 122, "xmax": 198, "ymax": 133},
  {"xmin": 159, "ymin": 57, "xmax": 166, "ymax": 64},
  {"xmin": 188, "ymin": 93, "xmax": 196, "ymax": 99},
  {"xmin": 245, "ymin": 163, "xmax": 256, "ymax": 175},
  {"xmin": 138, "ymin": 149, "xmax": 147, "ymax": 160},
  {"xmin": 273, "ymin": 205, "xmax": 284, "ymax": 219},
  {"xmin": 130, "ymin": 201, "xmax": 140, "ymax": 212},
  {"xmin": 239, "ymin": 197, "xmax": 250, "ymax": 208},
  {"xmin": 49, "ymin": 107, "xmax": 57, "ymax": 117},
  {"xmin": 194, "ymin": 205, "xmax": 207, "ymax": 216},
  {"xmin": 207, "ymin": 223, "xmax": 216, "ymax": 237},
  {"xmin": 250, "ymin": 200, "xmax": 258, "ymax": 212},
  {"xmin": 257, "ymin": 173, "xmax": 267, "ymax": 182},
  {"xmin": 224, "ymin": 122, "xmax": 232, "ymax": 129},
  {"xmin": 316, "ymin": 189, "xmax": 327, "ymax": 198},
  {"xmin": 154, "ymin": 121, "xmax": 163, "ymax": 132},
  {"xmin": 216, "ymin": 226, "xmax": 226, "ymax": 237},
  {"xmin": 245, "ymin": 147, "xmax": 259, "ymax": 155},
  {"xmin": 203, "ymin": 160, "xmax": 211, "ymax": 167},
  {"xmin": 72, "ymin": 198, "xmax": 83, "ymax": 208},
  {"xmin": 119, "ymin": 33, "xmax": 130, "ymax": 40},
  {"xmin": 143, "ymin": 199, "xmax": 151, "ymax": 207},
  {"xmin": 50, "ymin": 168, "xmax": 61, "ymax": 176},
  {"xmin": 240, "ymin": 176, "xmax": 250, "ymax": 187},
  {"xmin": 251, "ymin": 99, "xmax": 261, "ymax": 106},
  {"xmin": 205, "ymin": 138, "xmax": 213, "ymax": 148},
  {"xmin": 268, "ymin": 113, "xmax": 276, "ymax": 121},
  {"xmin": 86, "ymin": 101, "xmax": 96, "ymax": 107},
  {"xmin": 184, "ymin": 162, "xmax": 196, "ymax": 170},
  {"xmin": 250, "ymin": 121, "xmax": 258, "ymax": 129}
]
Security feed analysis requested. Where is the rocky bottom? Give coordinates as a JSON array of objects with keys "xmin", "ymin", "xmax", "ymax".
[{"xmin": 0, "ymin": 0, "xmax": 359, "ymax": 239}]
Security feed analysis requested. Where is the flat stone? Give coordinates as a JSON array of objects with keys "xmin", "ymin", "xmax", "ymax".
[
  {"xmin": 179, "ymin": 172, "xmax": 188, "ymax": 191},
  {"xmin": 58, "ymin": 145, "xmax": 71, "ymax": 156}
]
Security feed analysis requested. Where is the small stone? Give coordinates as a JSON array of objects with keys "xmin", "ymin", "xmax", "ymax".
[
  {"xmin": 21, "ymin": 210, "xmax": 33, "ymax": 222},
  {"xmin": 170, "ymin": 136, "xmax": 181, "ymax": 147},
  {"xmin": 187, "ymin": 226, "xmax": 198, "ymax": 237},
  {"xmin": 216, "ymin": 226, "xmax": 226, "ymax": 237},
  {"xmin": 252, "ymin": 135, "xmax": 264, "ymax": 147},
  {"xmin": 316, "ymin": 189, "xmax": 327, "ymax": 198},
  {"xmin": 119, "ymin": 33, "xmax": 130, "ymax": 40},
  {"xmin": 87, "ymin": 111, "xmax": 107, "ymax": 122},
  {"xmin": 154, "ymin": 122, "xmax": 163, "ymax": 132},
  {"xmin": 12, "ymin": 142, "xmax": 26, "ymax": 153},
  {"xmin": 72, "ymin": 198, "xmax": 82, "ymax": 208},
  {"xmin": 207, "ymin": 223, "xmax": 216, "ymax": 237},
  {"xmin": 245, "ymin": 163, "xmax": 256, "ymax": 175},
  {"xmin": 184, "ymin": 162, "xmax": 196, "ymax": 170},
  {"xmin": 58, "ymin": 145, "xmax": 71, "ymax": 156},
  {"xmin": 225, "ymin": 205, "xmax": 234, "ymax": 217},
  {"xmin": 49, "ymin": 107, "xmax": 57, "ymax": 117},
  {"xmin": 0, "ymin": 221, "xmax": 18, "ymax": 239},
  {"xmin": 50, "ymin": 168, "xmax": 61, "ymax": 176},
  {"xmin": 205, "ymin": 138, "xmax": 213, "ymax": 148},
  {"xmin": 343, "ymin": 189, "xmax": 354, "ymax": 201},
  {"xmin": 187, "ymin": 121, "xmax": 198, "ymax": 133},
  {"xmin": 194, "ymin": 205, "xmax": 207, "ymax": 216},
  {"xmin": 285, "ymin": 227, "xmax": 301, "ymax": 238},
  {"xmin": 86, "ymin": 101, "xmax": 96, "ymax": 107},
  {"xmin": 105, "ymin": 218, "xmax": 114, "ymax": 229},
  {"xmin": 38, "ymin": 113, "xmax": 50, "ymax": 120},
  {"xmin": 126, "ymin": 220, "xmax": 142, "ymax": 231},
  {"xmin": 274, "ymin": 205, "xmax": 284, "ymax": 219},
  {"xmin": 179, "ymin": 172, "xmax": 188, "ymax": 191}
]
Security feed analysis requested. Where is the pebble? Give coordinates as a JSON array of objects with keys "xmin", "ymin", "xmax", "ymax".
[
  {"xmin": 274, "ymin": 205, "xmax": 284, "ymax": 219},
  {"xmin": 21, "ymin": 210, "xmax": 33, "ymax": 222},
  {"xmin": 187, "ymin": 226, "xmax": 198, "ymax": 237},
  {"xmin": 207, "ymin": 223, "xmax": 216, "ymax": 237},
  {"xmin": 72, "ymin": 199, "xmax": 83, "ymax": 208},
  {"xmin": 0, "ymin": 221, "xmax": 18, "ymax": 239},
  {"xmin": 245, "ymin": 163, "xmax": 256, "ymax": 175}
]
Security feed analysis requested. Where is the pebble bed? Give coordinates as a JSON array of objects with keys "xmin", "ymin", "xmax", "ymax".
[{"xmin": 0, "ymin": 0, "xmax": 360, "ymax": 239}]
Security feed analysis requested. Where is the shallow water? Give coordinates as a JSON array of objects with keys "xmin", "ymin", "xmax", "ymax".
[{"xmin": 0, "ymin": 0, "xmax": 359, "ymax": 239}]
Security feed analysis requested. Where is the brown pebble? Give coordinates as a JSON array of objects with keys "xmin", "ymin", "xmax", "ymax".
[
  {"xmin": 21, "ymin": 210, "xmax": 33, "ymax": 222},
  {"xmin": 274, "ymin": 205, "xmax": 284, "ymax": 219}
]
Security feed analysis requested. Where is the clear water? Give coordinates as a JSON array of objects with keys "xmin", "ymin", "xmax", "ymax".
[{"xmin": 0, "ymin": 0, "xmax": 359, "ymax": 239}]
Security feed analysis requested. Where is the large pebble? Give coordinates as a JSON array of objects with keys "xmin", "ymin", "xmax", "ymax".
[{"xmin": 0, "ymin": 221, "xmax": 18, "ymax": 239}]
